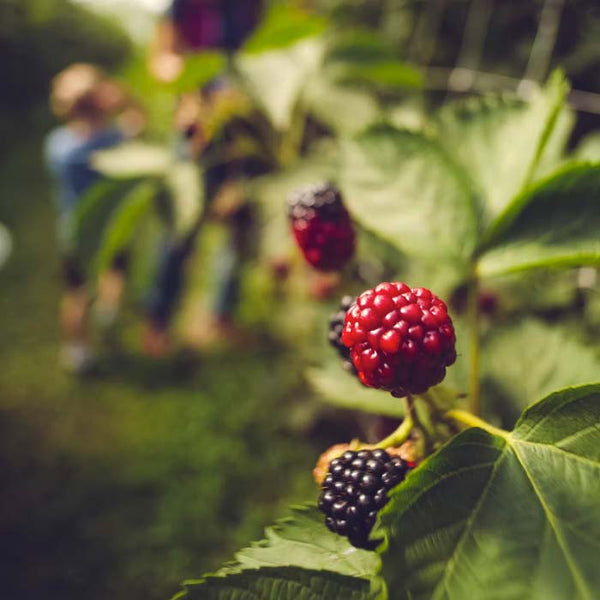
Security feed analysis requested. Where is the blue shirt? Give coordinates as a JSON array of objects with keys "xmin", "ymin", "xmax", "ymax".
[{"xmin": 44, "ymin": 125, "xmax": 124, "ymax": 216}]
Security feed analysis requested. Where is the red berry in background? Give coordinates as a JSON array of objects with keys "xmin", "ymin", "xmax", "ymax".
[
  {"xmin": 342, "ymin": 282, "xmax": 456, "ymax": 397},
  {"xmin": 288, "ymin": 182, "xmax": 355, "ymax": 271}
]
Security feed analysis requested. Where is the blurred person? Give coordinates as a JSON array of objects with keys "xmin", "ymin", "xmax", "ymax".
[
  {"xmin": 144, "ymin": 0, "xmax": 264, "ymax": 351},
  {"xmin": 44, "ymin": 63, "xmax": 145, "ymax": 373}
]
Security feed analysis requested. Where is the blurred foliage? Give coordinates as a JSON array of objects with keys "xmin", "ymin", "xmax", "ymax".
[
  {"xmin": 0, "ymin": 0, "xmax": 131, "ymax": 108},
  {"xmin": 0, "ymin": 0, "xmax": 131, "ymax": 153}
]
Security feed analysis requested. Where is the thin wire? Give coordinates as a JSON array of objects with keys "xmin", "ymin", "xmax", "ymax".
[
  {"xmin": 447, "ymin": 0, "xmax": 493, "ymax": 94},
  {"xmin": 519, "ymin": 0, "xmax": 566, "ymax": 94}
]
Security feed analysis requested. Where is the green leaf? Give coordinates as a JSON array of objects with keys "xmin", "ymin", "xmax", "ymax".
[
  {"xmin": 574, "ymin": 132, "xmax": 600, "ymax": 162},
  {"xmin": 0, "ymin": 222, "xmax": 12, "ymax": 270},
  {"xmin": 477, "ymin": 163, "xmax": 600, "ymax": 277},
  {"xmin": 236, "ymin": 38, "xmax": 325, "ymax": 130},
  {"xmin": 169, "ymin": 51, "xmax": 226, "ymax": 93},
  {"xmin": 435, "ymin": 71, "xmax": 569, "ymax": 223},
  {"xmin": 70, "ymin": 178, "xmax": 141, "ymax": 263},
  {"xmin": 93, "ymin": 181, "xmax": 158, "ymax": 274},
  {"xmin": 330, "ymin": 60, "xmax": 422, "ymax": 91},
  {"xmin": 326, "ymin": 29, "xmax": 396, "ymax": 64},
  {"xmin": 379, "ymin": 383, "xmax": 600, "ymax": 600},
  {"xmin": 482, "ymin": 319, "xmax": 600, "ymax": 419},
  {"xmin": 306, "ymin": 364, "xmax": 405, "ymax": 418},
  {"xmin": 339, "ymin": 125, "xmax": 479, "ymax": 285},
  {"xmin": 165, "ymin": 161, "xmax": 204, "ymax": 239},
  {"xmin": 303, "ymin": 74, "xmax": 381, "ymax": 136},
  {"xmin": 220, "ymin": 505, "xmax": 380, "ymax": 578},
  {"xmin": 92, "ymin": 142, "xmax": 171, "ymax": 179},
  {"xmin": 242, "ymin": 4, "xmax": 327, "ymax": 54},
  {"xmin": 176, "ymin": 566, "xmax": 376, "ymax": 600}
]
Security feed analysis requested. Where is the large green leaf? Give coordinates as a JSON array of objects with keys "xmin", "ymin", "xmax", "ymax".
[
  {"xmin": 482, "ymin": 319, "xmax": 600, "ymax": 419},
  {"xmin": 242, "ymin": 4, "xmax": 327, "ymax": 54},
  {"xmin": 303, "ymin": 74, "xmax": 381, "ymax": 135},
  {"xmin": 220, "ymin": 505, "xmax": 380, "ymax": 578},
  {"xmin": 339, "ymin": 125, "xmax": 479, "ymax": 287},
  {"xmin": 435, "ymin": 71, "xmax": 568, "ymax": 224},
  {"xmin": 93, "ymin": 181, "xmax": 158, "ymax": 274},
  {"xmin": 92, "ymin": 142, "xmax": 171, "ymax": 179},
  {"xmin": 306, "ymin": 364, "xmax": 405, "ymax": 418},
  {"xmin": 235, "ymin": 38, "xmax": 325, "ymax": 131},
  {"xmin": 176, "ymin": 566, "xmax": 375, "ymax": 600},
  {"xmin": 379, "ymin": 383, "xmax": 600, "ymax": 600},
  {"xmin": 477, "ymin": 163, "xmax": 600, "ymax": 277}
]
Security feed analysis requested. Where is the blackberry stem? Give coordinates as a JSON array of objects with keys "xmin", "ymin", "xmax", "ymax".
[
  {"xmin": 467, "ymin": 276, "xmax": 481, "ymax": 416},
  {"xmin": 445, "ymin": 409, "xmax": 509, "ymax": 438},
  {"xmin": 374, "ymin": 396, "xmax": 414, "ymax": 449}
]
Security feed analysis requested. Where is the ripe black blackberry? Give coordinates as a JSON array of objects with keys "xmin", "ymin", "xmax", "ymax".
[
  {"xmin": 328, "ymin": 295, "xmax": 357, "ymax": 373},
  {"xmin": 318, "ymin": 448, "xmax": 412, "ymax": 550}
]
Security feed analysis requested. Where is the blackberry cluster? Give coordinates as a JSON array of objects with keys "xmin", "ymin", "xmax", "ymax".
[
  {"xmin": 287, "ymin": 182, "xmax": 355, "ymax": 271},
  {"xmin": 328, "ymin": 295, "xmax": 357, "ymax": 373},
  {"xmin": 318, "ymin": 448, "xmax": 412, "ymax": 550},
  {"xmin": 342, "ymin": 282, "xmax": 456, "ymax": 396}
]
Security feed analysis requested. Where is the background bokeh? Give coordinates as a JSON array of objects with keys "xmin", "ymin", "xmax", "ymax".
[{"xmin": 1, "ymin": 1, "xmax": 600, "ymax": 599}]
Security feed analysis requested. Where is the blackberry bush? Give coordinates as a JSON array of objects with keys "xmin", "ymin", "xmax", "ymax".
[
  {"xmin": 318, "ymin": 448, "xmax": 412, "ymax": 549},
  {"xmin": 288, "ymin": 182, "xmax": 355, "ymax": 271},
  {"xmin": 342, "ymin": 282, "xmax": 456, "ymax": 396}
]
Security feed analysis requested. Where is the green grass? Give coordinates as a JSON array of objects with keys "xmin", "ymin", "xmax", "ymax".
[{"xmin": 0, "ymin": 133, "xmax": 338, "ymax": 600}]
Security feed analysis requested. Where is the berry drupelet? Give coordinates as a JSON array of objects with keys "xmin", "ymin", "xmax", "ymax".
[
  {"xmin": 342, "ymin": 282, "xmax": 456, "ymax": 396},
  {"xmin": 329, "ymin": 295, "xmax": 357, "ymax": 374},
  {"xmin": 318, "ymin": 448, "xmax": 412, "ymax": 549},
  {"xmin": 288, "ymin": 182, "xmax": 355, "ymax": 271}
]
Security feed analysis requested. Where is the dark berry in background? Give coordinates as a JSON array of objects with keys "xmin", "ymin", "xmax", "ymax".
[
  {"xmin": 318, "ymin": 448, "xmax": 412, "ymax": 550},
  {"xmin": 288, "ymin": 182, "xmax": 355, "ymax": 272},
  {"xmin": 342, "ymin": 282, "xmax": 456, "ymax": 397},
  {"xmin": 329, "ymin": 295, "xmax": 357, "ymax": 373}
]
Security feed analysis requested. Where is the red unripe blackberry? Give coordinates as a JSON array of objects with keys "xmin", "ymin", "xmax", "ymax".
[
  {"xmin": 318, "ymin": 448, "xmax": 412, "ymax": 549},
  {"xmin": 328, "ymin": 295, "xmax": 357, "ymax": 374},
  {"xmin": 342, "ymin": 282, "xmax": 456, "ymax": 396},
  {"xmin": 288, "ymin": 182, "xmax": 355, "ymax": 271}
]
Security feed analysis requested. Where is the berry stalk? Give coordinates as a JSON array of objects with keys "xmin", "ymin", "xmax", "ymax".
[{"xmin": 445, "ymin": 409, "xmax": 509, "ymax": 438}]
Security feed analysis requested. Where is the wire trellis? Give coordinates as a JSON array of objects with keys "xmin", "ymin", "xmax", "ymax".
[{"xmin": 405, "ymin": 0, "xmax": 600, "ymax": 115}]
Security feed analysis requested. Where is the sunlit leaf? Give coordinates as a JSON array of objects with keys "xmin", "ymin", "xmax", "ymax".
[
  {"xmin": 436, "ymin": 71, "xmax": 569, "ymax": 224},
  {"xmin": 92, "ymin": 142, "xmax": 171, "ymax": 179},
  {"xmin": 236, "ymin": 38, "xmax": 325, "ymax": 130},
  {"xmin": 166, "ymin": 161, "xmax": 204, "ymax": 239},
  {"xmin": 170, "ymin": 51, "xmax": 226, "ymax": 93},
  {"xmin": 482, "ymin": 318, "xmax": 600, "ymax": 419},
  {"xmin": 379, "ymin": 384, "xmax": 600, "ymax": 600},
  {"xmin": 306, "ymin": 364, "xmax": 405, "ymax": 418},
  {"xmin": 574, "ymin": 132, "xmax": 600, "ymax": 162},
  {"xmin": 477, "ymin": 163, "xmax": 600, "ymax": 277},
  {"xmin": 220, "ymin": 505, "xmax": 380, "ymax": 578},
  {"xmin": 93, "ymin": 181, "xmax": 158, "ymax": 274},
  {"xmin": 339, "ymin": 124, "xmax": 479, "ymax": 289},
  {"xmin": 243, "ymin": 4, "xmax": 327, "ymax": 54}
]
